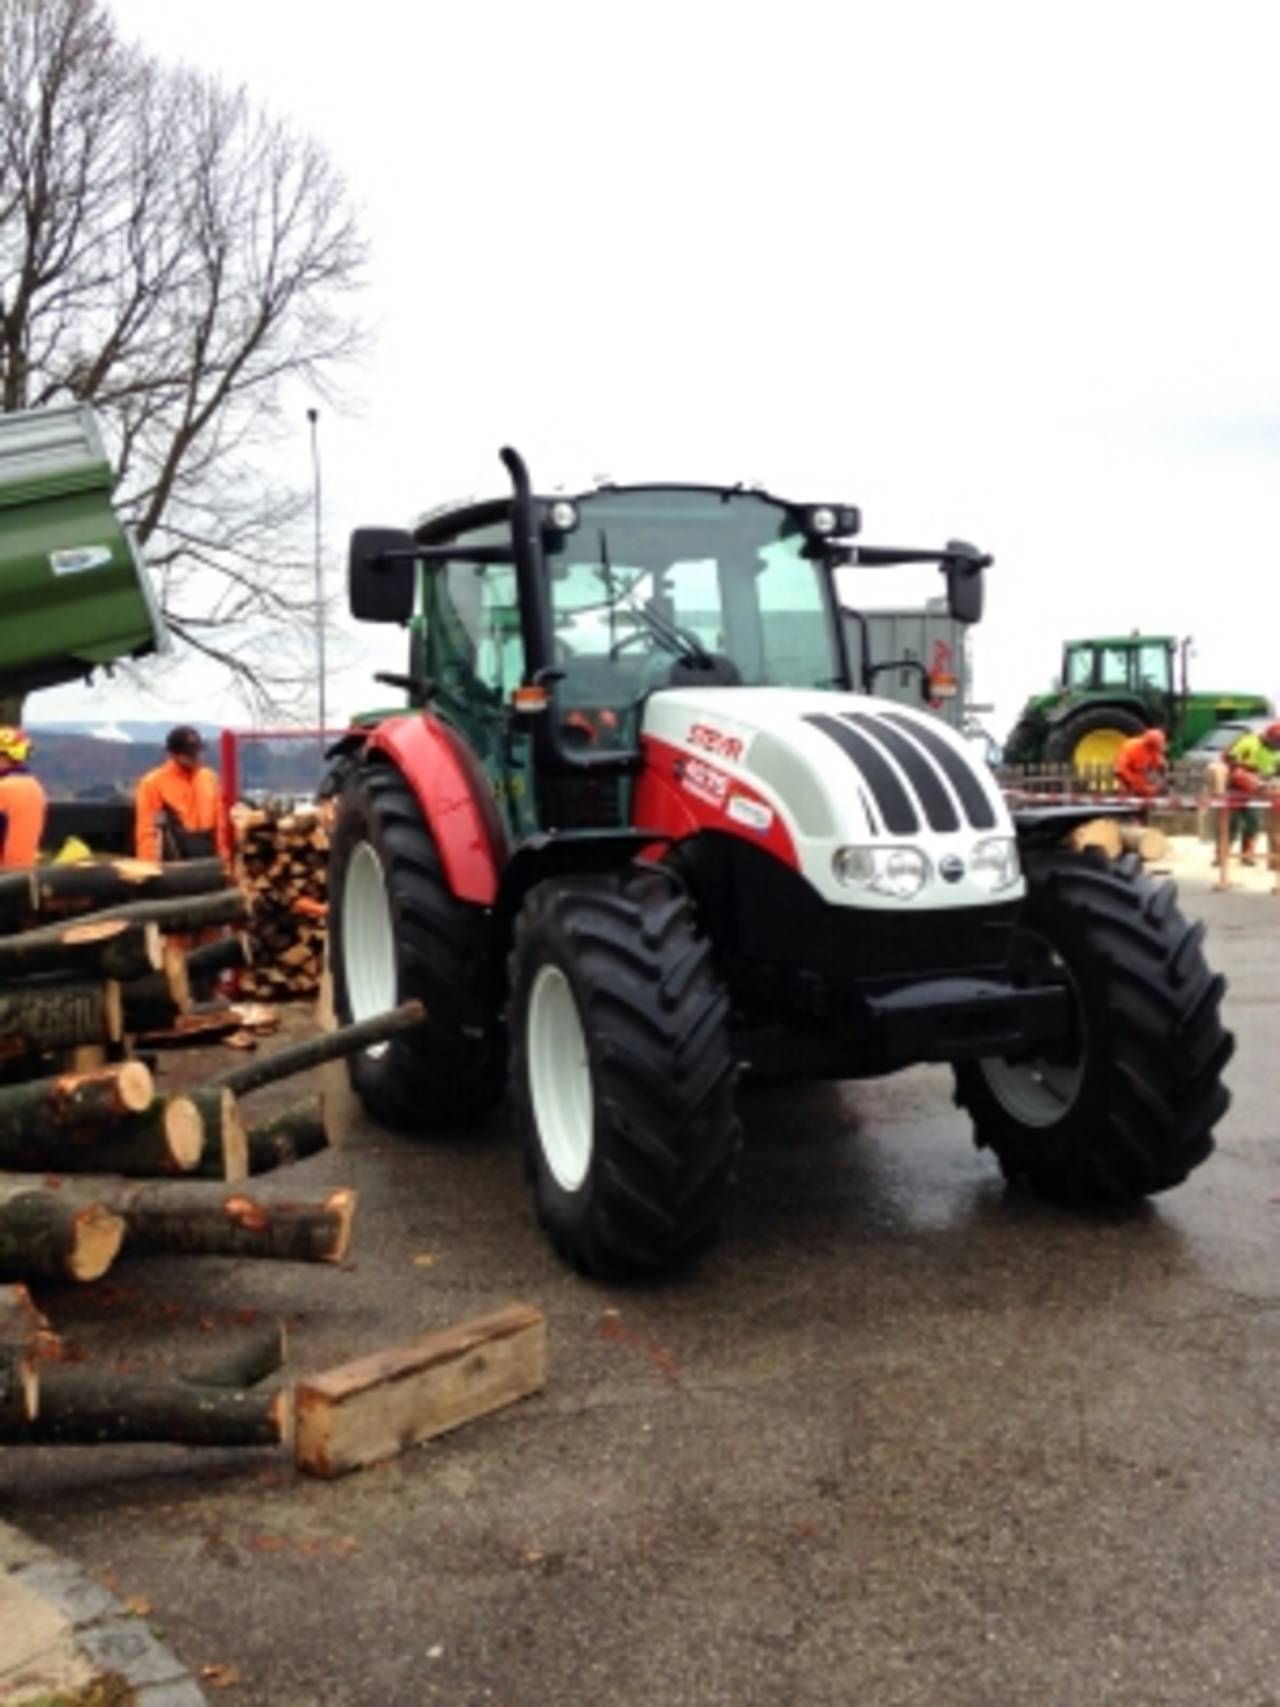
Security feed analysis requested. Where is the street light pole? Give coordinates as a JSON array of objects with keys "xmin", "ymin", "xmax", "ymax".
[{"xmin": 307, "ymin": 408, "xmax": 326, "ymax": 740}]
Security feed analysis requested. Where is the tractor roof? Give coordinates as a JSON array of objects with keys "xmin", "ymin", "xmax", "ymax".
[
  {"xmin": 1064, "ymin": 634, "xmax": 1176, "ymax": 649},
  {"xmin": 409, "ymin": 480, "xmax": 809, "ymax": 547}
]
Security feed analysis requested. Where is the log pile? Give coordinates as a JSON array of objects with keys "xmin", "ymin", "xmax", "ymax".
[
  {"xmin": 232, "ymin": 805, "xmax": 330, "ymax": 1001},
  {"xmin": 0, "ymin": 851, "xmax": 426, "ymax": 1455},
  {"xmin": 1065, "ymin": 818, "xmax": 1170, "ymax": 863}
]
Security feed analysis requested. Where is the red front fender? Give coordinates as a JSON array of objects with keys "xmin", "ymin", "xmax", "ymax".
[{"xmin": 364, "ymin": 715, "xmax": 505, "ymax": 905}]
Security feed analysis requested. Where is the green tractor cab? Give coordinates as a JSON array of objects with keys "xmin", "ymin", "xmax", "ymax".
[
  {"xmin": 0, "ymin": 405, "xmax": 167, "ymax": 705},
  {"xmin": 1004, "ymin": 633, "xmax": 1273, "ymax": 773}
]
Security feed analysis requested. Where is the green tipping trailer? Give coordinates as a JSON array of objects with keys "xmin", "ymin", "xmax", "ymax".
[{"xmin": 0, "ymin": 405, "xmax": 167, "ymax": 704}]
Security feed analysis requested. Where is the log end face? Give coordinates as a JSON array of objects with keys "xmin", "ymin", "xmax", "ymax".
[
  {"xmin": 294, "ymin": 1384, "xmax": 334, "ymax": 1477},
  {"xmin": 117, "ymin": 1059, "xmax": 156, "ymax": 1115},
  {"xmin": 220, "ymin": 1091, "xmax": 250, "ymax": 1184},
  {"xmin": 69, "ymin": 1205, "xmax": 125, "ymax": 1282},
  {"xmin": 323, "ymin": 1189, "xmax": 357, "ymax": 1264},
  {"xmin": 164, "ymin": 1096, "xmax": 206, "ymax": 1173}
]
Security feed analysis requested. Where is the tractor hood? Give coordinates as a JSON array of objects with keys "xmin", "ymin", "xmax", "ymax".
[{"xmin": 638, "ymin": 686, "xmax": 1022, "ymax": 910}]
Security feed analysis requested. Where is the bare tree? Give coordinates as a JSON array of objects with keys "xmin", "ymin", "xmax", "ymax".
[{"xmin": 0, "ymin": 0, "xmax": 366, "ymax": 715}]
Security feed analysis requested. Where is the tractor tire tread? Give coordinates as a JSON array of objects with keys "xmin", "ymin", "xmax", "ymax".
[
  {"xmin": 329, "ymin": 763, "xmax": 502, "ymax": 1130},
  {"xmin": 510, "ymin": 864, "xmax": 741, "ymax": 1278},
  {"xmin": 956, "ymin": 847, "xmax": 1230, "ymax": 1202}
]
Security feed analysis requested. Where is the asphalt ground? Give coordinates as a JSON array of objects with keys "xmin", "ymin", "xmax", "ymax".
[{"xmin": 2, "ymin": 854, "xmax": 1278, "ymax": 1706}]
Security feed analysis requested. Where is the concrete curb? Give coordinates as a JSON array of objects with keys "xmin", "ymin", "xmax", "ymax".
[{"xmin": 0, "ymin": 1521, "xmax": 205, "ymax": 1705}]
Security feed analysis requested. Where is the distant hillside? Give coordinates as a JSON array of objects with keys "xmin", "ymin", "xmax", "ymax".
[
  {"xmin": 27, "ymin": 729, "xmax": 331, "ymax": 801},
  {"xmin": 30, "ymin": 720, "xmax": 222, "ymax": 745}
]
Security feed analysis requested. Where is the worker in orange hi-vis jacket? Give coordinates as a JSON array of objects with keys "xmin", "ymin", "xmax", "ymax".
[
  {"xmin": 134, "ymin": 725, "xmax": 231, "ymax": 864},
  {"xmin": 0, "ymin": 727, "xmax": 47, "ymax": 869},
  {"xmin": 1114, "ymin": 727, "xmax": 1168, "ymax": 799}
]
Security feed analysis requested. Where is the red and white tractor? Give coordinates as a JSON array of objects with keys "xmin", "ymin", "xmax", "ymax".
[{"xmin": 324, "ymin": 448, "xmax": 1232, "ymax": 1277}]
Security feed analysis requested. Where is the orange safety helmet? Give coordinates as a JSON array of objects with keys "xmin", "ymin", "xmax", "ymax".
[
  {"xmin": 0, "ymin": 727, "xmax": 31, "ymax": 763},
  {"xmin": 1142, "ymin": 727, "xmax": 1168, "ymax": 756}
]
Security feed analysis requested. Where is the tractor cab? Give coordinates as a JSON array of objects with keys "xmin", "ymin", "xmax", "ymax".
[
  {"xmin": 349, "ymin": 453, "xmax": 987, "ymax": 841},
  {"xmin": 1061, "ymin": 636, "xmax": 1176, "ymax": 699}
]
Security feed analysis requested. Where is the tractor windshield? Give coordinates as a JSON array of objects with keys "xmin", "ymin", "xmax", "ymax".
[{"xmin": 543, "ymin": 489, "xmax": 840, "ymax": 721}]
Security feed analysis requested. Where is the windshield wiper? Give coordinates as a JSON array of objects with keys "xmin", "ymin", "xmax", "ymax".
[{"xmin": 635, "ymin": 598, "xmax": 714, "ymax": 668}]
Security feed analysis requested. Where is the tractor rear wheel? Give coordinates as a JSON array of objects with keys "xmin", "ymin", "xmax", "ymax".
[
  {"xmin": 955, "ymin": 849, "xmax": 1232, "ymax": 1201},
  {"xmin": 509, "ymin": 866, "xmax": 740, "ymax": 1278},
  {"xmin": 328, "ymin": 764, "xmax": 503, "ymax": 1129},
  {"xmin": 1044, "ymin": 705, "xmax": 1145, "ymax": 777}
]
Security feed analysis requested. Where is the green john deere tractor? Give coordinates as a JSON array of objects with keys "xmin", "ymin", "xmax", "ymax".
[{"xmin": 1004, "ymin": 634, "xmax": 1273, "ymax": 773}]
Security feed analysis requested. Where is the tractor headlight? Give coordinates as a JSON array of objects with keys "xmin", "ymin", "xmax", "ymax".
[
  {"xmin": 547, "ymin": 500, "xmax": 579, "ymax": 533},
  {"xmin": 970, "ymin": 836, "xmax": 1021, "ymax": 893},
  {"xmin": 810, "ymin": 506, "xmax": 838, "ymax": 536},
  {"xmin": 833, "ymin": 845, "xmax": 930, "ymax": 899}
]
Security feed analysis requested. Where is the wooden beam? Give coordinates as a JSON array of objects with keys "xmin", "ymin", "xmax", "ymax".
[{"xmin": 294, "ymin": 1303, "xmax": 546, "ymax": 1479}]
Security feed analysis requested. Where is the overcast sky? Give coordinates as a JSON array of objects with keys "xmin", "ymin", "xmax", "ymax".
[{"xmin": 35, "ymin": 0, "xmax": 1280, "ymax": 740}]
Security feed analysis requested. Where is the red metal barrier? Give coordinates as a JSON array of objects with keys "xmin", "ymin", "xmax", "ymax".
[{"xmin": 218, "ymin": 726, "xmax": 353, "ymax": 851}]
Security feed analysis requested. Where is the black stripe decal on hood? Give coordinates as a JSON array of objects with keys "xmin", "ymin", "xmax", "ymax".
[
  {"xmin": 844, "ymin": 712, "xmax": 960, "ymax": 833},
  {"xmin": 881, "ymin": 711, "xmax": 998, "ymax": 829},
  {"xmin": 805, "ymin": 714, "xmax": 919, "ymax": 834}
]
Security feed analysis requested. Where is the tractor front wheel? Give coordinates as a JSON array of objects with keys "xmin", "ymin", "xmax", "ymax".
[
  {"xmin": 509, "ymin": 866, "xmax": 740, "ymax": 1278},
  {"xmin": 328, "ymin": 764, "xmax": 503, "ymax": 1129},
  {"xmin": 955, "ymin": 849, "xmax": 1232, "ymax": 1201}
]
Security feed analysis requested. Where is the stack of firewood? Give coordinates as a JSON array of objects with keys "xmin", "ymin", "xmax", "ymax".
[
  {"xmin": 232, "ymin": 805, "xmax": 330, "ymax": 1001},
  {"xmin": 0, "ymin": 852, "xmax": 423, "ymax": 1453}
]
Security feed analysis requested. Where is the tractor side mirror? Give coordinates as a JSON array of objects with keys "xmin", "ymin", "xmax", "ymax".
[
  {"xmin": 943, "ymin": 541, "xmax": 987, "ymax": 625},
  {"xmin": 349, "ymin": 527, "xmax": 418, "ymax": 624}
]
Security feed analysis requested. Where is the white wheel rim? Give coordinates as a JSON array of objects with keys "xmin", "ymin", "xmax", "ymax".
[
  {"xmin": 979, "ymin": 936, "xmax": 1085, "ymax": 1128},
  {"xmin": 527, "ymin": 964, "xmax": 593, "ymax": 1192},
  {"xmin": 343, "ymin": 841, "xmax": 397, "ymax": 1058},
  {"xmin": 980, "ymin": 1051, "xmax": 1085, "ymax": 1128}
]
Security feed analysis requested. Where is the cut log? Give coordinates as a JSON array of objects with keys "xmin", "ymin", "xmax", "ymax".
[
  {"xmin": 19, "ymin": 1176, "xmax": 357, "ymax": 1263},
  {"xmin": 59, "ymin": 1095, "xmax": 205, "ymax": 1177},
  {"xmin": 20, "ymin": 1367, "xmax": 292, "ymax": 1448},
  {"xmin": 295, "ymin": 1303, "xmax": 546, "ymax": 1479},
  {"xmin": 187, "ymin": 1086, "xmax": 250, "ymax": 1182},
  {"xmin": 0, "ymin": 1062, "xmax": 154, "ymax": 1155},
  {"xmin": 213, "ymin": 1001, "xmax": 426, "ymax": 1097},
  {"xmin": 118, "ymin": 947, "xmax": 194, "ymax": 1030},
  {"xmin": 1066, "ymin": 817, "xmax": 1123, "ymax": 858},
  {"xmin": 0, "ymin": 1188, "xmax": 124, "ymax": 1282},
  {"xmin": 29, "ymin": 857, "xmax": 230, "ymax": 920},
  {"xmin": 46, "ymin": 887, "xmax": 249, "ymax": 938},
  {"xmin": 0, "ymin": 918, "xmax": 163, "ymax": 982},
  {"xmin": 182, "ymin": 1320, "xmax": 287, "ymax": 1390},
  {"xmin": 0, "ymin": 1348, "xmax": 38, "ymax": 1433},
  {"xmin": 245, "ymin": 1096, "xmax": 328, "ymax": 1175},
  {"xmin": 1118, "ymin": 823, "xmax": 1170, "ymax": 862},
  {"xmin": 119, "ymin": 984, "xmax": 183, "ymax": 1036},
  {"xmin": 0, "ymin": 981, "xmax": 123, "ymax": 1057},
  {"xmin": 188, "ymin": 932, "xmax": 253, "ymax": 981}
]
